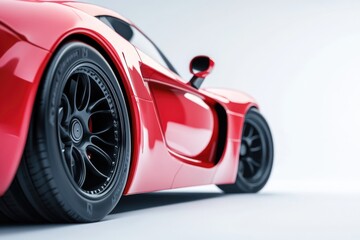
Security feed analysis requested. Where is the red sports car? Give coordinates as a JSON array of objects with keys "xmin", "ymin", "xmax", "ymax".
[{"xmin": 0, "ymin": 0, "xmax": 273, "ymax": 223}]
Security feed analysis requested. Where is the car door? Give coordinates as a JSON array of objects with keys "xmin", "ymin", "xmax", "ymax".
[
  {"xmin": 128, "ymin": 24, "xmax": 221, "ymax": 167},
  {"xmin": 140, "ymin": 53, "xmax": 220, "ymax": 165},
  {"xmin": 98, "ymin": 15, "xmax": 220, "ymax": 166}
]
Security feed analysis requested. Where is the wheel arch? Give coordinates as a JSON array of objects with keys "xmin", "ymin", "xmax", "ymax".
[
  {"xmin": 43, "ymin": 32, "xmax": 142, "ymax": 196},
  {"xmin": 0, "ymin": 30, "xmax": 142, "ymax": 197},
  {"xmin": 54, "ymin": 33, "xmax": 135, "ymax": 117},
  {"xmin": 0, "ymin": 0, "xmax": 143, "ymax": 201}
]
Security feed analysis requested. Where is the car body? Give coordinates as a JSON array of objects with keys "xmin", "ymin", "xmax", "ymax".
[{"xmin": 0, "ymin": 0, "xmax": 273, "ymax": 222}]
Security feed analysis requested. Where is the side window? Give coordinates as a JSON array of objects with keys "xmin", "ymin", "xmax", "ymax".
[{"xmin": 97, "ymin": 16, "xmax": 169, "ymax": 69}]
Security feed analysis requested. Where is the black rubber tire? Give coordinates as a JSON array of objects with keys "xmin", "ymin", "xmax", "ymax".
[
  {"xmin": 0, "ymin": 206, "xmax": 12, "ymax": 224},
  {"xmin": 0, "ymin": 42, "xmax": 131, "ymax": 223},
  {"xmin": 218, "ymin": 108, "xmax": 273, "ymax": 193}
]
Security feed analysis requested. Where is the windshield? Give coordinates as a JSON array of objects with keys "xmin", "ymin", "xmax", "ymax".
[{"xmin": 97, "ymin": 15, "xmax": 178, "ymax": 74}]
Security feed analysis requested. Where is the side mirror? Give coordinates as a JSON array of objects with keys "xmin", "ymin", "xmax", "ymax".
[{"xmin": 188, "ymin": 56, "xmax": 215, "ymax": 89}]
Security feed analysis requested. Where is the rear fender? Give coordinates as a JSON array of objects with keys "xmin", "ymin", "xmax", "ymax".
[
  {"xmin": 0, "ymin": 23, "xmax": 50, "ymax": 196},
  {"xmin": 0, "ymin": 1, "xmax": 147, "ymax": 195}
]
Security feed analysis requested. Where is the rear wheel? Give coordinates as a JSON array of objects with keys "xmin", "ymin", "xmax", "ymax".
[
  {"xmin": 0, "ymin": 42, "xmax": 131, "ymax": 222},
  {"xmin": 218, "ymin": 108, "xmax": 273, "ymax": 193}
]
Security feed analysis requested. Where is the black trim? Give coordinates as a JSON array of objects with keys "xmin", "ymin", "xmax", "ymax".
[
  {"xmin": 189, "ymin": 76, "xmax": 205, "ymax": 89},
  {"xmin": 213, "ymin": 103, "xmax": 227, "ymax": 164},
  {"xmin": 96, "ymin": 15, "xmax": 179, "ymax": 75}
]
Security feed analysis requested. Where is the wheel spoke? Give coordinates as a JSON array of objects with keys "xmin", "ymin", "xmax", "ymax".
[
  {"xmin": 78, "ymin": 74, "xmax": 92, "ymax": 111},
  {"xmin": 58, "ymin": 107, "xmax": 64, "ymax": 123},
  {"xmin": 92, "ymin": 124, "xmax": 113, "ymax": 135},
  {"xmin": 90, "ymin": 109, "xmax": 112, "ymax": 117},
  {"xmin": 245, "ymin": 157, "xmax": 255, "ymax": 175},
  {"xmin": 87, "ymin": 144, "xmax": 112, "ymax": 165},
  {"xmin": 85, "ymin": 156, "xmax": 108, "ymax": 179},
  {"xmin": 69, "ymin": 76, "xmax": 79, "ymax": 111},
  {"xmin": 248, "ymin": 157, "xmax": 261, "ymax": 168},
  {"xmin": 245, "ymin": 125, "xmax": 254, "ymax": 139},
  {"xmin": 64, "ymin": 145, "xmax": 75, "ymax": 178},
  {"xmin": 72, "ymin": 147, "xmax": 87, "ymax": 188},
  {"xmin": 244, "ymin": 133, "xmax": 260, "ymax": 145},
  {"xmin": 250, "ymin": 146, "xmax": 261, "ymax": 152},
  {"xmin": 88, "ymin": 97, "xmax": 107, "ymax": 112},
  {"xmin": 61, "ymin": 94, "xmax": 72, "ymax": 122},
  {"xmin": 78, "ymin": 159, "xmax": 87, "ymax": 188},
  {"xmin": 59, "ymin": 125, "xmax": 70, "ymax": 139},
  {"xmin": 89, "ymin": 109, "xmax": 113, "ymax": 135},
  {"xmin": 249, "ymin": 134, "xmax": 260, "ymax": 142},
  {"xmin": 91, "ymin": 135, "xmax": 116, "ymax": 146},
  {"xmin": 239, "ymin": 161, "xmax": 245, "ymax": 175}
]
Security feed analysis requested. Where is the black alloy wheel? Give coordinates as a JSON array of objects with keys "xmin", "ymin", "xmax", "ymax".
[
  {"xmin": 218, "ymin": 108, "xmax": 273, "ymax": 193},
  {"xmin": 58, "ymin": 67, "xmax": 121, "ymax": 196},
  {"xmin": 0, "ymin": 42, "xmax": 131, "ymax": 223}
]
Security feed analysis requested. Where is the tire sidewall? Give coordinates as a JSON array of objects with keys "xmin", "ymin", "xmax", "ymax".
[
  {"xmin": 237, "ymin": 108, "xmax": 274, "ymax": 193},
  {"xmin": 37, "ymin": 42, "xmax": 131, "ymax": 221}
]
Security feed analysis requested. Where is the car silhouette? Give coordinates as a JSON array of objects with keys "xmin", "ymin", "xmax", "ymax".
[{"xmin": 0, "ymin": 0, "xmax": 273, "ymax": 223}]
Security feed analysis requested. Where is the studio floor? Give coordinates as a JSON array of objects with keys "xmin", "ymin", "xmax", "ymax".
[{"xmin": 0, "ymin": 182, "xmax": 359, "ymax": 240}]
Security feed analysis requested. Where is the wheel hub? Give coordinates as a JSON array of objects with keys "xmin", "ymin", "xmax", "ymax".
[
  {"xmin": 71, "ymin": 118, "xmax": 84, "ymax": 143},
  {"xmin": 240, "ymin": 143, "xmax": 247, "ymax": 156}
]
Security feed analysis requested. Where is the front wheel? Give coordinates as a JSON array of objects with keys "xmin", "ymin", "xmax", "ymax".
[
  {"xmin": 218, "ymin": 108, "xmax": 273, "ymax": 193},
  {"xmin": 0, "ymin": 42, "xmax": 131, "ymax": 222}
]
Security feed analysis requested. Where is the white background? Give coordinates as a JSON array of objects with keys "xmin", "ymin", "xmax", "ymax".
[
  {"xmin": 84, "ymin": 0, "xmax": 360, "ymax": 186},
  {"xmin": 2, "ymin": 1, "xmax": 360, "ymax": 239}
]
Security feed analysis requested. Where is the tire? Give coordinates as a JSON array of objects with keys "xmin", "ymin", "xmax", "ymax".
[
  {"xmin": 218, "ymin": 108, "xmax": 273, "ymax": 193},
  {"xmin": 0, "ymin": 206, "xmax": 12, "ymax": 224},
  {"xmin": 0, "ymin": 42, "xmax": 131, "ymax": 223}
]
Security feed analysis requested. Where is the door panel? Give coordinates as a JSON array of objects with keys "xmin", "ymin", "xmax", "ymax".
[
  {"xmin": 138, "ymin": 49, "xmax": 219, "ymax": 165},
  {"xmin": 149, "ymin": 83, "xmax": 215, "ymax": 157}
]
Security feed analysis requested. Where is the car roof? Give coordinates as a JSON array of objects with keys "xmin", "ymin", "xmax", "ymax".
[{"xmin": 24, "ymin": 0, "xmax": 134, "ymax": 25}]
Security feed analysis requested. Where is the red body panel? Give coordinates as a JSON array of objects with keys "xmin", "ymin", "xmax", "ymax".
[
  {"xmin": 0, "ymin": 23, "xmax": 51, "ymax": 195},
  {"xmin": 150, "ymin": 84, "xmax": 216, "ymax": 158},
  {"xmin": 0, "ymin": 0, "xmax": 258, "ymax": 196}
]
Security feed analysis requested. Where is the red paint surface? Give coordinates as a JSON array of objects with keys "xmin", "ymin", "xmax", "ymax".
[{"xmin": 0, "ymin": 0, "xmax": 258, "ymax": 196}]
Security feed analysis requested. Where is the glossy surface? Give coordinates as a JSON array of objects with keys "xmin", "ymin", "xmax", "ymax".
[
  {"xmin": 0, "ymin": 23, "xmax": 50, "ymax": 195},
  {"xmin": 0, "ymin": 0, "xmax": 258, "ymax": 196},
  {"xmin": 150, "ymin": 83, "xmax": 215, "ymax": 158},
  {"xmin": 190, "ymin": 56, "xmax": 215, "ymax": 78}
]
